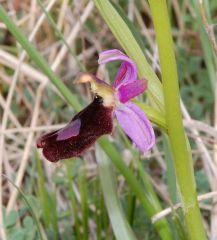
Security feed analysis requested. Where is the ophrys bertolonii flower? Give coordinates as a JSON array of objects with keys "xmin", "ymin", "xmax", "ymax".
[{"xmin": 37, "ymin": 49, "xmax": 155, "ymax": 162}]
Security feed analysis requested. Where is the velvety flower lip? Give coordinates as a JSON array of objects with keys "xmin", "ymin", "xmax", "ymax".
[{"xmin": 37, "ymin": 96, "xmax": 113, "ymax": 162}]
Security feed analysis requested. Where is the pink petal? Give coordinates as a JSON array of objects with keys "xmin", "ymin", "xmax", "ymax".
[
  {"xmin": 118, "ymin": 79, "xmax": 147, "ymax": 103},
  {"xmin": 98, "ymin": 49, "xmax": 137, "ymax": 88},
  {"xmin": 114, "ymin": 102, "xmax": 155, "ymax": 152}
]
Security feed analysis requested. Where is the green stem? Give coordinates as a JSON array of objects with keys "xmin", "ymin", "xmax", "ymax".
[{"xmin": 148, "ymin": 1, "xmax": 207, "ymax": 239}]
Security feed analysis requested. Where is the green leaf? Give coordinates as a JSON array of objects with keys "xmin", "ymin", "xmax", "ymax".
[
  {"xmin": 23, "ymin": 216, "xmax": 34, "ymax": 230},
  {"xmin": 11, "ymin": 230, "xmax": 26, "ymax": 240},
  {"xmin": 5, "ymin": 210, "xmax": 18, "ymax": 228}
]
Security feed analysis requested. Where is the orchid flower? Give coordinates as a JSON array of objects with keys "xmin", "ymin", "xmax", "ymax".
[{"xmin": 37, "ymin": 49, "xmax": 155, "ymax": 162}]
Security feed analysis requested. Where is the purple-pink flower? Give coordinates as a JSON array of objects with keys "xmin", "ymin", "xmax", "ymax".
[
  {"xmin": 37, "ymin": 49, "xmax": 155, "ymax": 162},
  {"xmin": 98, "ymin": 49, "xmax": 155, "ymax": 153}
]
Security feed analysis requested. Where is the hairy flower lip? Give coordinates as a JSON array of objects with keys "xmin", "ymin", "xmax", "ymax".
[{"xmin": 37, "ymin": 95, "xmax": 113, "ymax": 162}]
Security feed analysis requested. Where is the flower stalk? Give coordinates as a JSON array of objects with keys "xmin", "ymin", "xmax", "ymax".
[{"xmin": 148, "ymin": 0, "xmax": 207, "ymax": 239}]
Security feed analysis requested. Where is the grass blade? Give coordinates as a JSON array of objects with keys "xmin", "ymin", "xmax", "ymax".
[{"xmin": 96, "ymin": 145, "xmax": 137, "ymax": 240}]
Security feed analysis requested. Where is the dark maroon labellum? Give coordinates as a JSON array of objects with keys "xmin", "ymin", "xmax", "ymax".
[{"xmin": 37, "ymin": 95, "xmax": 113, "ymax": 162}]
